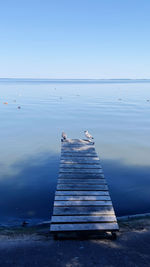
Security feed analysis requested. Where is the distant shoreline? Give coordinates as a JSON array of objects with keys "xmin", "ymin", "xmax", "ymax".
[
  {"xmin": 0, "ymin": 78, "xmax": 150, "ymax": 84},
  {"xmin": 1, "ymin": 78, "xmax": 150, "ymax": 80}
]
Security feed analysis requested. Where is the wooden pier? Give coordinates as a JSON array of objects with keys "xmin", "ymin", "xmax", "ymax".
[{"xmin": 50, "ymin": 138, "xmax": 119, "ymax": 238}]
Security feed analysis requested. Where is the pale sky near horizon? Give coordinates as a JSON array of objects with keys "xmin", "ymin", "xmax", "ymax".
[{"xmin": 0, "ymin": 0, "xmax": 150, "ymax": 79}]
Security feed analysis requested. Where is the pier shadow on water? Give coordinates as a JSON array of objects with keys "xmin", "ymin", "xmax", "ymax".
[
  {"xmin": 101, "ymin": 159, "xmax": 150, "ymax": 216},
  {"xmin": 0, "ymin": 151, "xmax": 59, "ymax": 226}
]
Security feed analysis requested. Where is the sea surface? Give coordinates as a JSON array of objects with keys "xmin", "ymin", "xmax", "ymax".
[{"xmin": 0, "ymin": 79, "xmax": 150, "ymax": 226}]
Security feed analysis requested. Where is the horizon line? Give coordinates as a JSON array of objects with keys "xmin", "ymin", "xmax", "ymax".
[{"xmin": 1, "ymin": 78, "xmax": 150, "ymax": 80}]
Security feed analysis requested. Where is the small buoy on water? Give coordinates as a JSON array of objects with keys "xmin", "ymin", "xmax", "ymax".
[
  {"xmin": 3, "ymin": 102, "xmax": 8, "ymax": 105},
  {"xmin": 18, "ymin": 106, "xmax": 21, "ymax": 109}
]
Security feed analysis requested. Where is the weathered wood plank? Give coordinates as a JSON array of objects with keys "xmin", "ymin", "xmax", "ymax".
[
  {"xmin": 60, "ymin": 160, "xmax": 100, "ymax": 165},
  {"xmin": 61, "ymin": 151, "xmax": 96, "ymax": 155},
  {"xmin": 62, "ymin": 139, "xmax": 92, "ymax": 145},
  {"xmin": 61, "ymin": 148, "xmax": 97, "ymax": 155},
  {"xmin": 60, "ymin": 158, "xmax": 100, "ymax": 163},
  {"xmin": 50, "ymin": 222, "xmax": 119, "ymax": 232},
  {"xmin": 53, "ymin": 206, "xmax": 115, "ymax": 215},
  {"xmin": 58, "ymin": 179, "xmax": 106, "ymax": 184},
  {"xmin": 55, "ymin": 195, "xmax": 111, "ymax": 201},
  {"xmin": 59, "ymin": 168, "xmax": 103, "ymax": 174},
  {"xmin": 54, "ymin": 200, "xmax": 112, "ymax": 206},
  {"xmin": 57, "ymin": 184, "xmax": 108, "ymax": 190},
  {"xmin": 60, "ymin": 156, "xmax": 100, "ymax": 164},
  {"xmin": 51, "ymin": 215, "xmax": 116, "ymax": 223},
  {"xmin": 61, "ymin": 154, "xmax": 97, "ymax": 157},
  {"xmin": 58, "ymin": 173, "xmax": 104, "ymax": 178},
  {"xmin": 62, "ymin": 141, "xmax": 94, "ymax": 146},
  {"xmin": 55, "ymin": 191, "xmax": 110, "ymax": 196},
  {"xmin": 61, "ymin": 150, "xmax": 96, "ymax": 153},
  {"xmin": 61, "ymin": 156, "xmax": 99, "ymax": 160},
  {"xmin": 61, "ymin": 154, "xmax": 99, "ymax": 158},
  {"xmin": 60, "ymin": 164, "xmax": 102, "ymax": 169},
  {"xmin": 61, "ymin": 149, "xmax": 96, "ymax": 154},
  {"xmin": 61, "ymin": 146, "xmax": 95, "ymax": 150},
  {"xmin": 61, "ymin": 144, "xmax": 95, "ymax": 150},
  {"xmin": 62, "ymin": 146, "xmax": 94, "ymax": 150}
]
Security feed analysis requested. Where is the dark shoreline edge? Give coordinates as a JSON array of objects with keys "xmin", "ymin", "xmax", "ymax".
[
  {"xmin": 1, "ymin": 212, "xmax": 150, "ymax": 231},
  {"xmin": 117, "ymin": 212, "xmax": 150, "ymax": 221}
]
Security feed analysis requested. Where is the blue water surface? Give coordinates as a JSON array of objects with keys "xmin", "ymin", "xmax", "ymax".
[{"xmin": 0, "ymin": 79, "xmax": 150, "ymax": 225}]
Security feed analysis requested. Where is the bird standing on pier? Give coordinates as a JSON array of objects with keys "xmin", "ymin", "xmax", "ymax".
[
  {"xmin": 84, "ymin": 130, "xmax": 94, "ymax": 141},
  {"xmin": 61, "ymin": 132, "xmax": 67, "ymax": 141}
]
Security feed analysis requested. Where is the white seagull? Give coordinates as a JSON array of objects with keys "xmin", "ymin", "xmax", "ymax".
[
  {"xmin": 84, "ymin": 130, "xmax": 94, "ymax": 140},
  {"xmin": 61, "ymin": 132, "xmax": 67, "ymax": 141}
]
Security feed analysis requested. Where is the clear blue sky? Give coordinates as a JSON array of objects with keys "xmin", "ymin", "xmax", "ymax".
[{"xmin": 0, "ymin": 0, "xmax": 150, "ymax": 78}]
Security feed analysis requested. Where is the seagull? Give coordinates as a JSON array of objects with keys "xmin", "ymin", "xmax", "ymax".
[
  {"xmin": 61, "ymin": 132, "xmax": 67, "ymax": 141},
  {"xmin": 84, "ymin": 130, "xmax": 94, "ymax": 140}
]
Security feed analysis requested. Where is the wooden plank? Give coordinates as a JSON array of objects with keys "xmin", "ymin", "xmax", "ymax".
[
  {"xmin": 61, "ymin": 150, "xmax": 97, "ymax": 153},
  {"xmin": 61, "ymin": 145, "xmax": 95, "ymax": 151},
  {"xmin": 55, "ymin": 191, "xmax": 110, "ymax": 196},
  {"xmin": 62, "ymin": 143, "xmax": 94, "ymax": 146},
  {"xmin": 50, "ymin": 222, "xmax": 119, "ymax": 232},
  {"xmin": 61, "ymin": 157, "xmax": 99, "ymax": 160},
  {"xmin": 61, "ymin": 148, "xmax": 96, "ymax": 154},
  {"xmin": 62, "ymin": 146, "xmax": 94, "ymax": 150},
  {"xmin": 59, "ymin": 168, "xmax": 103, "ymax": 173},
  {"xmin": 51, "ymin": 215, "xmax": 116, "ymax": 223},
  {"xmin": 59, "ymin": 165, "xmax": 102, "ymax": 169},
  {"xmin": 61, "ymin": 154, "xmax": 97, "ymax": 158},
  {"xmin": 53, "ymin": 206, "xmax": 115, "ymax": 215},
  {"xmin": 60, "ymin": 158, "xmax": 100, "ymax": 163},
  {"xmin": 61, "ymin": 155, "xmax": 99, "ymax": 157},
  {"xmin": 61, "ymin": 150, "xmax": 96, "ymax": 153},
  {"xmin": 54, "ymin": 200, "xmax": 112, "ymax": 206},
  {"xmin": 57, "ymin": 184, "xmax": 108, "ymax": 190},
  {"xmin": 60, "ymin": 160, "xmax": 100, "ymax": 165},
  {"xmin": 62, "ymin": 139, "xmax": 92, "ymax": 145},
  {"xmin": 61, "ymin": 155, "xmax": 97, "ymax": 159},
  {"xmin": 60, "ymin": 164, "xmax": 102, "ymax": 168},
  {"xmin": 55, "ymin": 195, "xmax": 111, "ymax": 201},
  {"xmin": 58, "ymin": 179, "xmax": 106, "ymax": 184},
  {"xmin": 62, "ymin": 142, "xmax": 94, "ymax": 146},
  {"xmin": 61, "ymin": 151, "xmax": 96, "ymax": 155},
  {"xmin": 58, "ymin": 173, "xmax": 104, "ymax": 178},
  {"xmin": 62, "ymin": 146, "xmax": 95, "ymax": 150}
]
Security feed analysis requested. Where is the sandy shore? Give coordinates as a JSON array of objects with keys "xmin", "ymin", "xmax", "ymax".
[{"xmin": 0, "ymin": 216, "xmax": 150, "ymax": 267}]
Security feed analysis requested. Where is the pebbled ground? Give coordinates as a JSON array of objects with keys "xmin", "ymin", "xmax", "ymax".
[{"xmin": 0, "ymin": 217, "xmax": 150, "ymax": 267}]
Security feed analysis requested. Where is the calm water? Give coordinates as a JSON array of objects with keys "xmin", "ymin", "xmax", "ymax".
[{"xmin": 0, "ymin": 79, "xmax": 150, "ymax": 225}]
